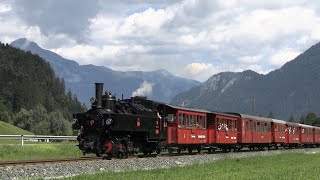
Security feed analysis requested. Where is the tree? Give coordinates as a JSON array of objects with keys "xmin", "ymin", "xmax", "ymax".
[
  {"xmin": 267, "ymin": 112, "xmax": 274, "ymax": 118},
  {"xmin": 0, "ymin": 97, "xmax": 12, "ymax": 123},
  {"xmin": 48, "ymin": 111, "xmax": 72, "ymax": 135},
  {"xmin": 299, "ymin": 115, "xmax": 305, "ymax": 124},
  {"xmin": 303, "ymin": 112, "xmax": 317, "ymax": 125},
  {"xmin": 14, "ymin": 108, "xmax": 33, "ymax": 131},
  {"xmin": 288, "ymin": 115, "xmax": 295, "ymax": 122}
]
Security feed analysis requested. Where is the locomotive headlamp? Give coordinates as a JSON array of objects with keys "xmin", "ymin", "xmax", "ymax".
[{"xmin": 106, "ymin": 118, "xmax": 113, "ymax": 125}]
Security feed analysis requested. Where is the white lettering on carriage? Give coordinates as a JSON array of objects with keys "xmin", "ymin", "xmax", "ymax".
[{"xmin": 198, "ymin": 135, "xmax": 206, "ymax": 139}]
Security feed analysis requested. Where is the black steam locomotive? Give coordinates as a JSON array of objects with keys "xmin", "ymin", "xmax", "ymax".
[{"xmin": 73, "ymin": 83, "xmax": 167, "ymax": 158}]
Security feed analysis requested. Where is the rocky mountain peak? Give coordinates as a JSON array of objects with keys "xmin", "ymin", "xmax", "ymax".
[{"xmin": 172, "ymin": 41, "xmax": 320, "ymax": 119}]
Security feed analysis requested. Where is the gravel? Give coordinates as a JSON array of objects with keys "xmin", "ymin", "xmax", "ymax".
[{"xmin": 1, "ymin": 148, "xmax": 320, "ymax": 179}]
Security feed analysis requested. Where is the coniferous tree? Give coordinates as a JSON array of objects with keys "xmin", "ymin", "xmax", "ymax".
[
  {"xmin": 267, "ymin": 112, "xmax": 274, "ymax": 118},
  {"xmin": 288, "ymin": 115, "xmax": 295, "ymax": 122},
  {"xmin": 0, "ymin": 41, "xmax": 86, "ymax": 135}
]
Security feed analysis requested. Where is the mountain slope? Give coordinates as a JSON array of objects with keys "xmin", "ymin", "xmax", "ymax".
[
  {"xmin": 11, "ymin": 38, "xmax": 200, "ymax": 105},
  {"xmin": 172, "ymin": 42, "xmax": 320, "ymax": 120}
]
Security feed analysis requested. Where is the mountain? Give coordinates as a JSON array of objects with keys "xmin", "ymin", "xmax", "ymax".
[
  {"xmin": 11, "ymin": 38, "xmax": 200, "ymax": 105},
  {"xmin": 0, "ymin": 42, "xmax": 84, "ymax": 135},
  {"xmin": 172, "ymin": 42, "xmax": 320, "ymax": 120}
]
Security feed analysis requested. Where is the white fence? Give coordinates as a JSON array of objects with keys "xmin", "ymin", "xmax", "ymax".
[{"xmin": 0, "ymin": 135, "xmax": 77, "ymax": 146}]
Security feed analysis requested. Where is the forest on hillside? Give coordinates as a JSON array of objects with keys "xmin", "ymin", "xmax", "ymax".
[{"xmin": 0, "ymin": 42, "xmax": 86, "ymax": 135}]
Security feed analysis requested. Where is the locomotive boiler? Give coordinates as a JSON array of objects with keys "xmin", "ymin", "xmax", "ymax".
[{"xmin": 73, "ymin": 83, "xmax": 167, "ymax": 158}]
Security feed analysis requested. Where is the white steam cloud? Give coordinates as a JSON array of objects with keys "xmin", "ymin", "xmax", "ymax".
[{"xmin": 132, "ymin": 81, "xmax": 154, "ymax": 97}]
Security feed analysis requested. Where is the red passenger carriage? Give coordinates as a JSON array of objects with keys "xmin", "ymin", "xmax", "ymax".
[
  {"xmin": 271, "ymin": 119, "xmax": 287, "ymax": 148},
  {"xmin": 163, "ymin": 104, "xmax": 209, "ymax": 153},
  {"xmin": 207, "ymin": 112, "xmax": 238, "ymax": 151},
  {"xmin": 233, "ymin": 114, "xmax": 272, "ymax": 150},
  {"xmin": 299, "ymin": 124, "xmax": 314, "ymax": 145},
  {"xmin": 314, "ymin": 127, "xmax": 320, "ymax": 145},
  {"xmin": 286, "ymin": 122, "xmax": 300, "ymax": 147}
]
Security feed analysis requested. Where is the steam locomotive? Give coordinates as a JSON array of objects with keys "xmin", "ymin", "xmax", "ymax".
[
  {"xmin": 73, "ymin": 83, "xmax": 320, "ymax": 159},
  {"xmin": 73, "ymin": 83, "xmax": 168, "ymax": 158}
]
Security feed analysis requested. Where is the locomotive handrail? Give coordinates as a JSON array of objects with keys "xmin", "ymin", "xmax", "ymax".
[{"xmin": 0, "ymin": 135, "xmax": 77, "ymax": 146}]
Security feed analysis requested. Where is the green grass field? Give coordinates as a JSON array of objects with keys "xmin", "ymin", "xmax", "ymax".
[
  {"xmin": 0, "ymin": 121, "xmax": 33, "ymax": 135},
  {"xmin": 62, "ymin": 152, "xmax": 320, "ymax": 180},
  {"xmin": 0, "ymin": 121, "xmax": 92, "ymax": 161},
  {"xmin": 0, "ymin": 142, "xmax": 93, "ymax": 161}
]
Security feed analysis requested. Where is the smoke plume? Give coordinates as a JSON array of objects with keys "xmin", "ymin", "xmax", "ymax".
[{"xmin": 132, "ymin": 81, "xmax": 153, "ymax": 97}]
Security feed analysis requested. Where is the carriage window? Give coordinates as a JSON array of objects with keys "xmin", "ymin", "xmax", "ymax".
[
  {"xmin": 246, "ymin": 121, "xmax": 249, "ymax": 131},
  {"xmin": 231, "ymin": 120, "xmax": 235, "ymax": 131},
  {"xmin": 257, "ymin": 122, "xmax": 261, "ymax": 132},
  {"xmin": 187, "ymin": 114, "xmax": 191, "ymax": 128},
  {"xmin": 199, "ymin": 116, "xmax": 205, "ymax": 129},
  {"xmin": 204, "ymin": 116, "xmax": 207, "ymax": 129},
  {"xmin": 178, "ymin": 113, "xmax": 183, "ymax": 127},
  {"xmin": 197, "ymin": 116, "xmax": 201, "ymax": 128},
  {"xmin": 195, "ymin": 115, "xmax": 198, "ymax": 128},
  {"xmin": 190, "ymin": 115, "xmax": 194, "ymax": 128},
  {"xmin": 183, "ymin": 114, "xmax": 188, "ymax": 128}
]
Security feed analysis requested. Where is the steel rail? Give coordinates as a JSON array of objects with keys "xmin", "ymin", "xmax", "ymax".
[{"xmin": 0, "ymin": 157, "xmax": 102, "ymax": 167}]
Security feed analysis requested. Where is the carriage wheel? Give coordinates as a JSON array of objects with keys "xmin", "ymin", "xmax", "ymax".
[
  {"xmin": 156, "ymin": 148, "xmax": 161, "ymax": 154},
  {"xmin": 197, "ymin": 147, "xmax": 201, "ymax": 153}
]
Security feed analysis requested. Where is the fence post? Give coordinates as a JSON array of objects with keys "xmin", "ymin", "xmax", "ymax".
[{"xmin": 20, "ymin": 135, "xmax": 24, "ymax": 146}]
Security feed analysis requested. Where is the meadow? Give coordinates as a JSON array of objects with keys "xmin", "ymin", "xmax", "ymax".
[
  {"xmin": 62, "ymin": 152, "xmax": 320, "ymax": 180},
  {"xmin": 0, "ymin": 141, "xmax": 92, "ymax": 161}
]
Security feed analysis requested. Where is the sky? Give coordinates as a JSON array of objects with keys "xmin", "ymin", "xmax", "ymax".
[{"xmin": 1, "ymin": 0, "xmax": 320, "ymax": 82}]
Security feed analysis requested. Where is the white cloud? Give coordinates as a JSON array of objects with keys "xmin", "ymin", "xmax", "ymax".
[
  {"xmin": 269, "ymin": 49, "xmax": 300, "ymax": 66},
  {"xmin": 238, "ymin": 55, "xmax": 262, "ymax": 64},
  {"xmin": 184, "ymin": 63, "xmax": 213, "ymax": 77},
  {"xmin": 2, "ymin": 0, "xmax": 320, "ymax": 82},
  {"xmin": 0, "ymin": 3, "xmax": 11, "ymax": 13},
  {"xmin": 179, "ymin": 31, "xmax": 207, "ymax": 45},
  {"xmin": 118, "ymin": 7, "xmax": 175, "ymax": 38}
]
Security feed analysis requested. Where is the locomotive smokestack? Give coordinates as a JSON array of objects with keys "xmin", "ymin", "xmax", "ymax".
[{"xmin": 95, "ymin": 83, "xmax": 103, "ymax": 108}]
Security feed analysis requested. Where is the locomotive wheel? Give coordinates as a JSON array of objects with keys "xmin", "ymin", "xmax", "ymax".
[
  {"xmin": 156, "ymin": 148, "xmax": 161, "ymax": 154},
  {"xmin": 119, "ymin": 142, "xmax": 129, "ymax": 159},
  {"xmin": 103, "ymin": 140, "xmax": 113, "ymax": 155},
  {"xmin": 142, "ymin": 148, "xmax": 149, "ymax": 155},
  {"xmin": 94, "ymin": 141, "xmax": 102, "ymax": 157},
  {"xmin": 95, "ymin": 151, "xmax": 102, "ymax": 157}
]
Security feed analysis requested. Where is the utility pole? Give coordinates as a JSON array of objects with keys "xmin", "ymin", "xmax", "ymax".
[{"xmin": 252, "ymin": 94, "xmax": 255, "ymax": 115}]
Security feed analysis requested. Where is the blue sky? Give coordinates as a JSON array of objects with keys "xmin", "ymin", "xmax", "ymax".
[{"xmin": 1, "ymin": 0, "xmax": 320, "ymax": 82}]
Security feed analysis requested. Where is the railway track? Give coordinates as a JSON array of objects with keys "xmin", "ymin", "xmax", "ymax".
[
  {"xmin": 0, "ymin": 157, "xmax": 102, "ymax": 167},
  {"xmin": 0, "ymin": 147, "xmax": 318, "ymax": 167}
]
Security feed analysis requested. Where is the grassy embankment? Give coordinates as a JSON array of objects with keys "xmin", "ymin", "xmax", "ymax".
[
  {"xmin": 63, "ymin": 152, "xmax": 320, "ymax": 180},
  {"xmin": 0, "ymin": 121, "xmax": 90, "ymax": 161},
  {"xmin": 0, "ymin": 121, "xmax": 34, "ymax": 135}
]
